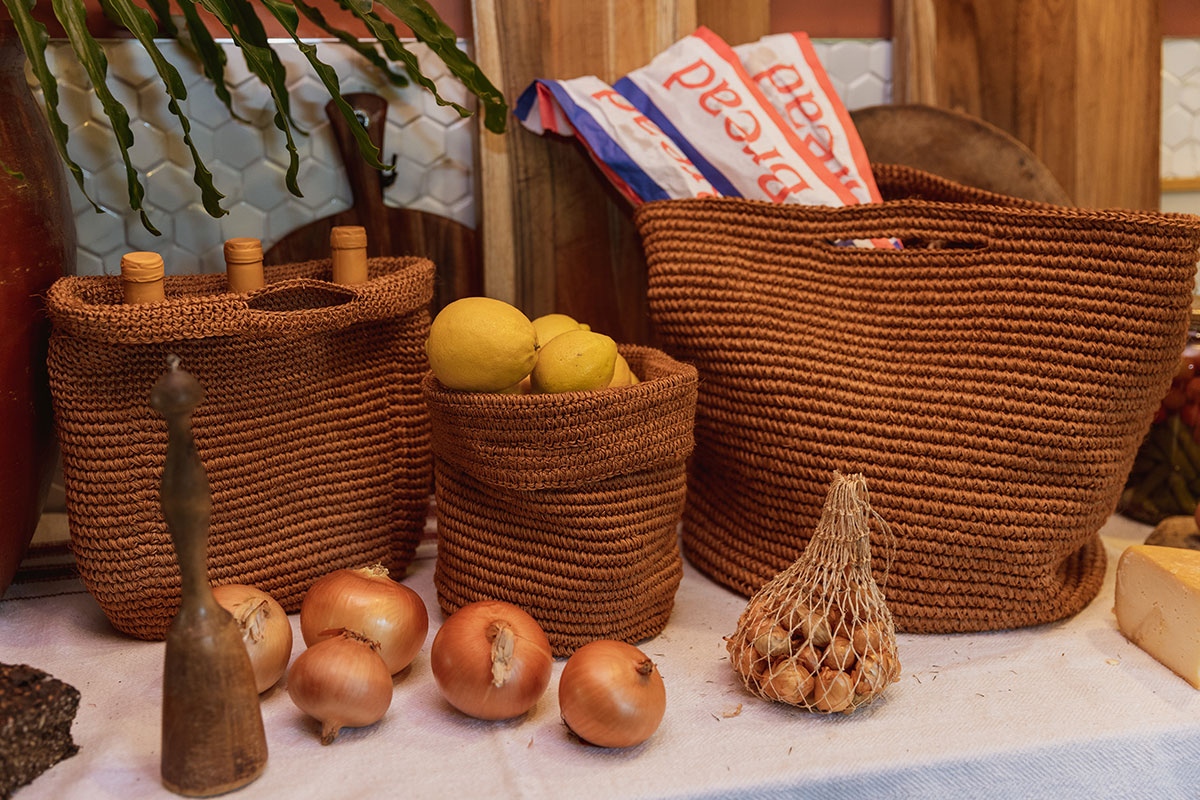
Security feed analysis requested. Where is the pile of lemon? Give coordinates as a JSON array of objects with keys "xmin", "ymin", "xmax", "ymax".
[{"xmin": 426, "ymin": 297, "xmax": 639, "ymax": 393}]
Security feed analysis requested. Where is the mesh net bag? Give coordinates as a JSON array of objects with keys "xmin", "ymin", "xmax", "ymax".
[
  {"xmin": 727, "ymin": 472, "xmax": 900, "ymax": 713},
  {"xmin": 45, "ymin": 257, "xmax": 434, "ymax": 639}
]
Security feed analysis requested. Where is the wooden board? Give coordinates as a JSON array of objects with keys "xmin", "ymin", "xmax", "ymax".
[
  {"xmin": 850, "ymin": 104, "xmax": 1072, "ymax": 204},
  {"xmin": 472, "ymin": 0, "xmax": 770, "ymax": 344},
  {"xmin": 891, "ymin": 0, "xmax": 1161, "ymax": 210}
]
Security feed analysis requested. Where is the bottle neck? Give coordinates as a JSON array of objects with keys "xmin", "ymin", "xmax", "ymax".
[
  {"xmin": 331, "ymin": 247, "xmax": 368, "ymax": 285},
  {"xmin": 123, "ymin": 278, "xmax": 164, "ymax": 304},
  {"xmin": 226, "ymin": 259, "xmax": 265, "ymax": 294}
]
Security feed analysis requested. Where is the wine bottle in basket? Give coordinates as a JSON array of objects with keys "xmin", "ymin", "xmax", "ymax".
[
  {"xmin": 120, "ymin": 251, "xmax": 165, "ymax": 304},
  {"xmin": 330, "ymin": 225, "xmax": 368, "ymax": 285},
  {"xmin": 223, "ymin": 237, "xmax": 265, "ymax": 294}
]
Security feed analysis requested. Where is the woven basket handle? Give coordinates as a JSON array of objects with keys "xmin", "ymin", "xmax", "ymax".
[{"xmin": 236, "ymin": 276, "xmax": 425, "ymax": 337}]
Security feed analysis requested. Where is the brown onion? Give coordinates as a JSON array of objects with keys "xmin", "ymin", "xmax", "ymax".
[
  {"xmin": 212, "ymin": 583, "xmax": 293, "ymax": 693},
  {"xmin": 300, "ymin": 565, "xmax": 428, "ymax": 674},
  {"xmin": 559, "ymin": 640, "xmax": 666, "ymax": 748},
  {"xmin": 761, "ymin": 659, "xmax": 813, "ymax": 704},
  {"xmin": 812, "ymin": 668, "xmax": 854, "ymax": 713},
  {"xmin": 287, "ymin": 629, "xmax": 392, "ymax": 744},
  {"xmin": 430, "ymin": 600, "xmax": 552, "ymax": 720}
]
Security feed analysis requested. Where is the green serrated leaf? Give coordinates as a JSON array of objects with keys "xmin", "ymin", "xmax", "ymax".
[
  {"xmin": 50, "ymin": 0, "xmax": 160, "ymax": 234},
  {"xmin": 344, "ymin": 4, "xmax": 471, "ymax": 122},
  {"xmin": 0, "ymin": 157, "xmax": 25, "ymax": 180},
  {"xmin": 374, "ymin": 0, "xmax": 507, "ymax": 133},
  {"xmin": 292, "ymin": 0, "xmax": 408, "ymax": 89},
  {"xmin": 259, "ymin": 0, "xmax": 389, "ymax": 173},
  {"xmin": 176, "ymin": 1, "xmax": 251, "ymax": 125},
  {"xmin": 222, "ymin": 0, "xmax": 306, "ymax": 135},
  {"xmin": 143, "ymin": 0, "xmax": 178, "ymax": 37},
  {"xmin": 1, "ymin": 0, "xmax": 101, "ymax": 212},
  {"xmin": 194, "ymin": 0, "xmax": 303, "ymax": 197},
  {"xmin": 99, "ymin": 0, "xmax": 227, "ymax": 219}
]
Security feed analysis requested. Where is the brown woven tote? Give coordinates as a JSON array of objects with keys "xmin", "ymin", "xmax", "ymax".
[
  {"xmin": 46, "ymin": 257, "xmax": 434, "ymax": 639},
  {"xmin": 424, "ymin": 345, "xmax": 698, "ymax": 656},
  {"xmin": 636, "ymin": 163, "xmax": 1200, "ymax": 634}
]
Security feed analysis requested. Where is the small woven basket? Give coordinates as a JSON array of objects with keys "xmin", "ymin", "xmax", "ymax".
[
  {"xmin": 424, "ymin": 345, "xmax": 697, "ymax": 656},
  {"xmin": 637, "ymin": 163, "xmax": 1200, "ymax": 634},
  {"xmin": 46, "ymin": 257, "xmax": 434, "ymax": 639}
]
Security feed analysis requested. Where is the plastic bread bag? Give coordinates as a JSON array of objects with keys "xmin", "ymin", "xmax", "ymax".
[
  {"xmin": 514, "ymin": 75, "xmax": 718, "ymax": 204},
  {"xmin": 734, "ymin": 32, "xmax": 882, "ymax": 205}
]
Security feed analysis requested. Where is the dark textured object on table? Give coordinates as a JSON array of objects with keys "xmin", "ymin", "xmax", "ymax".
[
  {"xmin": 1145, "ymin": 515, "xmax": 1200, "ymax": 551},
  {"xmin": 0, "ymin": 663, "xmax": 80, "ymax": 798}
]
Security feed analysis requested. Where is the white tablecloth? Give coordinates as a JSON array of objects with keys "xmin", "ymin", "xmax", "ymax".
[{"xmin": 3, "ymin": 514, "xmax": 1199, "ymax": 799}]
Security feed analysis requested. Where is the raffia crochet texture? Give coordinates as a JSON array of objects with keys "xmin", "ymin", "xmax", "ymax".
[
  {"xmin": 425, "ymin": 346, "xmax": 698, "ymax": 656},
  {"xmin": 46, "ymin": 257, "xmax": 434, "ymax": 640},
  {"xmin": 636, "ymin": 163, "xmax": 1200, "ymax": 633}
]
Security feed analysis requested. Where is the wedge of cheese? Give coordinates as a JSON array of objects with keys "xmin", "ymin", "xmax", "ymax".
[{"xmin": 1114, "ymin": 545, "xmax": 1200, "ymax": 689}]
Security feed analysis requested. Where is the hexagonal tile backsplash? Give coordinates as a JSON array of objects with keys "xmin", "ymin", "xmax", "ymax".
[
  {"xmin": 1164, "ymin": 38, "xmax": 1200, "ymax": 180},
  {"xmin": 24, "ymin": 36, "xmax": 1199, "ymax": 276},
  {"xmin": 27, "ymin": 38, "xmax": 478, "ymax": 276}
]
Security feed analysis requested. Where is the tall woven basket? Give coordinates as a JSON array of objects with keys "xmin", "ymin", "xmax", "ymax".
[
  {"xmin": 425, "ymin": 345, "xmax": 697, "ymax": 656},
  {"xmin": 46, "ymin": 257, "xmax": 434, "ymax": 639},
  {"xmin": 636, "ymin": 164, "xmax": 1200, "ymax": 634}
]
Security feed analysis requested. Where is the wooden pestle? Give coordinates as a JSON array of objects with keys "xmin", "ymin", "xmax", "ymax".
[{"xmin": 152, "ymin": 355, "xmax": 267, "ymax": 796}]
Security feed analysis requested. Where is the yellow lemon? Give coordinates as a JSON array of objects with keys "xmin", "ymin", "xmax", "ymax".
[
  {"xmin": 426, "ymin": 297, "xmax": 538, "ymax": 391},
  {"xmin": 499, "ymin": 375, "xmax": 533, "ymax": 395},
  {"xmin": 531, "ymin": 313, "xmax": 584, "ymax": 348},
  {"xmin": 608, "ymin": 353, "xmax": 636, "ymax": 387},
  {"xmin": 531, "ymin": 330, "xmax": 618, "ymax": 393}
]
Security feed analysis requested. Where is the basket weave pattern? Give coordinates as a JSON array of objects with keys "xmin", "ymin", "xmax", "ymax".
[
  {"xmin": 46, "ymin": 258, "xmax": 434, "ymax": 640},
  {"xmin": 425, "ymin": 346, "xmax": 697, "ymax": 656},
  {"xmin": 637, "ymin": 164, "xmax": 1200, "ymax": 633}
]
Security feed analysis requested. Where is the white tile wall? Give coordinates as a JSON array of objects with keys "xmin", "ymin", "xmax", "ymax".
[
  {"xmin": 1164, "ymin": 38, "xmax": 1200, "ymax": 180},
  {"xmin": 26, "ymin": 39, "xmax": 476, "ymax": 276},
  {"xmin": 21, "ymin": 35, "xmax": 1200, "ymax": 276}
]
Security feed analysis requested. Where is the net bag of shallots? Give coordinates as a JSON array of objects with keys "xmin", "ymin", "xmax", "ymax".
[{"xmin": 726, "ymin": 471, "xmax": 901, "ymax": 713}]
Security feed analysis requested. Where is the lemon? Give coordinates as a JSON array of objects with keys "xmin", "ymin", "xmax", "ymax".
[
  {"xmin": 608, "ymin": 353, "xmax": 635, "ymax": 387},
  {"xmin": 531, "ymin": 330, "xmax": 618, "ymax": 393},
  {"xmin": 426, "ymin": 297, "xmax": 538, "ymax": 391},
  {"xmin": 531, "ymin": 313, "xmax": 584, "ymax": 348}
]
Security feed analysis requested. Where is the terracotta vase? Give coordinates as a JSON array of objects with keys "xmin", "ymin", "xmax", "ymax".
[{"xmin": 0, "ymin": 20, "xmax": 77, "ymax": 596}]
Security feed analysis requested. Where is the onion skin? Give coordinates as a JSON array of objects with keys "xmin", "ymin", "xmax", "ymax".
[
  {"xmin": 559, "ymin": 640, "xmax": 666, "ymax": 748},
  {"xmin": 300, "ymin": 565, "xmax": 429, "ymax": 675},
  {"xmin": 287, "ymin": 630, "xmax": 393, "ymax": 745},
  {"xmin": 430, "ymin": 600, "xmax": 552, "ymax": 720},
  {"xmin": 212, "ymin": 583, "xmax": 293, "ymax": 694}
]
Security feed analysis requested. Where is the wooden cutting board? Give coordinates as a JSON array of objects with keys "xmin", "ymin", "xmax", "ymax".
[
  {"xmin": 849, "ymin": 103, "xmax": 1072, "ymax": 204},
  {"xmin": 264, "ymin": 93, "xmax": 480, "ymax": 310}
]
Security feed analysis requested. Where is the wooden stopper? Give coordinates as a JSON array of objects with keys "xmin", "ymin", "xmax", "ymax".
[
  {"xmin": 223, "ymin": 237, "xmax": 264, "ymax": 294},
  {"xmin": 151, "ymin": 355, "xmax": 267, "ymax": 796},
  {"xmin": 330, "ymin": 225, "xmax": 368, "ymax": 285},
  {"xmin": 120, "ymin": 251, "xmax": 165, "ymax": 304}
]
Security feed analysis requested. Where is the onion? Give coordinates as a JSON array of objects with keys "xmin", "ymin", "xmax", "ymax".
[
  {"xmin": 300, "ymin": 565, "xmax": 428, "ymax": 674},
  {"xmin": 211, "ymin": 583, "xmax": 293, "ymax": 694},
  {"xmin": 558, "ymin": 640, "xmax": 666, "ymax": 748},
  {"xmin": 429, "ymin": 600, "xmax": 552, "ymax": 720},
  {"xmin": 287, "ymin": 629, "xmax": 392, "ymax": 745}
]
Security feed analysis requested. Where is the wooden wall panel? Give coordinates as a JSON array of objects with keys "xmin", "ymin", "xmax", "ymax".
[
  {"xmin": 474, "ymin": 0, "xmax": 745, "ymax": 344},
  {"xmin": 893, "ymin": 0, "xmax": 1161, "ymax": 210}
]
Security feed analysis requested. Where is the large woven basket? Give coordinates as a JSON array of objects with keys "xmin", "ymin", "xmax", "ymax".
[
  {"xmin": 46, "ymin": 257, "xmax": 434, "ymax": 639},
  {"xmin": 636, "ymin": 163, "xmax": 1200, "ymax": 634},
  {"xmin": 425, "ymin": 345, "xmax": 697, "ymax": 656}
]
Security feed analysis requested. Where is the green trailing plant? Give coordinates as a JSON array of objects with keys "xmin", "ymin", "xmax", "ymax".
[{"xmin": 2, "ymin": 0, "xmax": 505, "ymax": 233}]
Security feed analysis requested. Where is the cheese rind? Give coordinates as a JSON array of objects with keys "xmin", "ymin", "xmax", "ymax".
[{"xmin": 1114, "ymin": 545, "xmax": 1200, "ymax": 689}]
